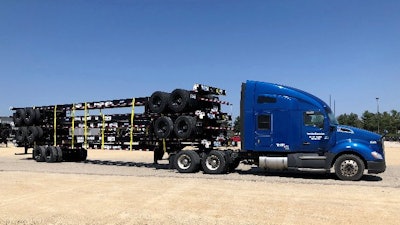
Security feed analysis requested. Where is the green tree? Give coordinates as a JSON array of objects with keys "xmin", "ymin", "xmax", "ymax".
[
  {"xmin": 337, "ymin": 113, "xmax": 362, "ymax": 128},
  {"xmin": 233, "ymin": 116, "xmax": 240, "ymax": 134}
]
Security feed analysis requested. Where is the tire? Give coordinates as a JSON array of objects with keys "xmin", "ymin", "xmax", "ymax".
[
  {"xmin": 13, "ymin": 108, "xmax": 26, "ymax": 126},
  {"xmin": 78, "ymin": 149, "xmax": 88, "ymax": 161},
  {"xmin": 16, "ymin": 127, "xmax": 28, "ymax": 143},
  {"xmin": 168, "ymin": 89, "xmax": 193, "ymax": 112},
  {"xmin": 202, "ymin": 150, "xmax": 227, "ymax": 174},
  {"xmin": 334, "ymin": 154, "xmax": 365, "ymax": 181},
  {"xmin": 24, "ymin": 108, "xmax": 36, "ymax": 126},
  {"xmin": 55, "ymin": 147, "xmax": 63, "ymax": 162},
  {"xmin": 27, "ymin": 126, "xmax": 39, "ymax": 144},
  {"xmin": 35, "ymin": 127, "xmax": 44, "ymax": 139},
  {"xmin": 33, "ymin": 146, "xmax": 46, "ymax": 162},
  {"xmin": 173, "ymin": 116, "xmax": 196, "ymax": 139},
  {"xmin": 174, "ymin": 150, "xmax": 200, "ymax": 173},
  {"xmin": 153, "ymin": 116, "xmax": 174, "ymax": 138},
  {"xmin": 148, "ymin": 91, "xmax": 170, "ymax": 113},
  {"xmin": 34, "ymin": 109, "xmax": 41, "ymax": 124},
  {"xmin": 45, "ymin": 146, "xmax": 58, "ymax": 163}
]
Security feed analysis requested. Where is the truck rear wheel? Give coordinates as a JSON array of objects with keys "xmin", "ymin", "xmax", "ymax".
[
  {"xmin": 334, "ymin": 154, "xmax": 365, "ymax": 181},
  {"xmin": 202, "ymin": 150, "xmax": 227, "ymax": 174},
  {"xmin": 174, "ymin": 150, "xmax": 200, "ymax": 173}
]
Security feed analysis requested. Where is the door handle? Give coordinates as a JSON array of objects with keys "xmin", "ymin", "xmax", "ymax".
[{"xmin": 303, "ymin": 142, "xmax": 310, "ymax": 145}]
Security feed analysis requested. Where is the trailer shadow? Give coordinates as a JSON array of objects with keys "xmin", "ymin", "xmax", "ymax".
[
  {"xmin": 78, "ymin": 159, "xmax": 171, "ymax": 170},
  {"xmin": 235, "ymin": 167, "xmax": 383, "ymax": 182}
]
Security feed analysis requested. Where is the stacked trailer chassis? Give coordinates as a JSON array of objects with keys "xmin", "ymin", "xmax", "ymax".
[{"xmin": 11, "ymin": 84, "xmax": 237, "ymax": 172}]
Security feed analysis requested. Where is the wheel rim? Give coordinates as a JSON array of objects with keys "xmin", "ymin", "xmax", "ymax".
[
  {"xmin": 177, "ymin": 154, "xmax": 191, "ymax": 170},
  {"xmin": 340, "ymin": 159, "xmax": 359, "ymax": 177},
  {"xmin": 177, "ymin": 121, "xmax": 188, "ymax": 134},
  {"xmin": 152, "ymin": 96, "xmax": 162, "ymax": 109},
  {"xmin": 205, "ymin": 154, "xmax": 220, "ymax": 171}
]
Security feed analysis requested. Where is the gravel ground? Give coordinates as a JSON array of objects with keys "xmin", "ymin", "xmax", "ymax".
[{"xmin": 0, "ymin": 142, "xmax": 399, "ymax": 224}]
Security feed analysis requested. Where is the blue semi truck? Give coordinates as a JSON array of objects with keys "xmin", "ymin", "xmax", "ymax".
[
  {"xmin": 12, "ymin": 80, "xmax": 386, "ymax": 181},
  {"xmin": 173, "ymin": 80, "xmax": 385, "ymax": 181}
]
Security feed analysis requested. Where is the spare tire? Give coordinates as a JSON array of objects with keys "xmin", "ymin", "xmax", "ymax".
[
  {"xmin": 13, "ymin": 109, "xmax": 26, "ymax": 126},
  {"xmin": 27, "ymin": 126, "xmax": 39, "ymax": 144},
  {"xmin": 24, "ymin": 108, "xmax": 36, "ymax": 126},
  {"xmin": 174, "ymin": 116, "xmax": 196, "ymax": 139},
  {"xmin": 15, "ymin": 127, "xmax": 28, "ymax": 143},
  {"xmin": 148, "ymin": 91, "xmax": 170, "ymax": 113},
  {"xmin": 34, "ymin": 109, "xmax": 41, "ymax": 124},
  {"xmin": 168, "ymin": 89, "xmax": 196, "ymax": 112},
  {"xmin": 153, "ymin": 116, "xmax": 174, "ymax": 138}
]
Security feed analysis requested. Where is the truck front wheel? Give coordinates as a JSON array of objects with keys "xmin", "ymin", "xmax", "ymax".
[
  {"xmin": 174, "ymin": 150, "xmax": 200, "ymax": 173},
  {"xmin": 334, "ymin": 154, "xmax": 365, "ymax": 181}
]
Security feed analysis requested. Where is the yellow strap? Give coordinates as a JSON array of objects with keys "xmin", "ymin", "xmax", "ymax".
[
  {"xmin": 130, "ymin": 98, "xmax": 135, "ymax": 151},
  {"xmin": 163, "ymin": 138, "xmax": 166, "ymax": 152},
  {"xmin": 53, "ymin": 105, "xmax": 57, "ymax": 146},
  {"xmin": 101, "ymin": 112, "xmax": 105, "ymax": 150},
  {"xmin": 84, "ymin": 102, "xmax": 88, "ymax": 149},
  {"xmin": 71, "ymin": 104, "xmax": 75, "ymax": 149}
]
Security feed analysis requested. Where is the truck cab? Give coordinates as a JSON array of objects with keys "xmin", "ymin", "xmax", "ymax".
[{"xmin": 241, "ymin": 80, "xmax": 386, "ymax": 180}]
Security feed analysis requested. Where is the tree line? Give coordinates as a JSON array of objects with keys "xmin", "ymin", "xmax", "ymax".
[
  {"xmin": 337, "ymin": 110, "xmax": 400, "ymax": 140},
  {"xmin": 232, "ymin": 110, "xmax": 400, "ymax": 141}
]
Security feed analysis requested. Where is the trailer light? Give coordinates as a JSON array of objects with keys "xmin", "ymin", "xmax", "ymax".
[{"xmin": 371, "ymin": 151, "xmax": 383, "ymax": 160}]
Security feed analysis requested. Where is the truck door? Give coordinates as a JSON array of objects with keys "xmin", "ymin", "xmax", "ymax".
[
  {"xmin": 254, "ymin": 113, "xmax": 272, "ymax": 150},
  {"xmin": 301, "ymin": 111, "xmax": 328, "ymax": 152}
]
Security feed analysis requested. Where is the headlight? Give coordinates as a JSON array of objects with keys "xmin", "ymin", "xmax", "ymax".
[{"xmin": 371, "ymin": 151, "xmax": 383, "ymax": 160}]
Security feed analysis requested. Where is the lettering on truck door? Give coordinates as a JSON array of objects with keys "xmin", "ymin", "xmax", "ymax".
[{"xmin": 301, "ymin": 111, "xmax": 328, "ymax": 152}]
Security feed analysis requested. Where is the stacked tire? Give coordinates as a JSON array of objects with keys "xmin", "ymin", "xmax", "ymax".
[
  {"xmin": 149, "ymin": 89, "xmax": 202, "ymax": 140},
  {"xmin": 13, "ymin": 108, "xmax": 44, "ymax": 145}
]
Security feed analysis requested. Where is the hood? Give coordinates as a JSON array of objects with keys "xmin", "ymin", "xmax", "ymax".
[{"xmin": 336, "ymin": 125, "xmax": 381, "ymax": 142}]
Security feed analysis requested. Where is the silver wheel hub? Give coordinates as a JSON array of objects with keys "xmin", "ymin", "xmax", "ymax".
[
  {"xmin": 206, "ymin": 155, "xmax": 220, "ymax": 171},
  {"xmin": 340, "ymin": 159, "xmax": 359, "ymax": 177},
  {"xmin": 177, "ymin": 154, "xmax": 191, "ymax": 169}
]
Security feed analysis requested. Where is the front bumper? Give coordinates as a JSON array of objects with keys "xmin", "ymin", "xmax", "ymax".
[{"xmin": 367, "ymin": 160, "xmax": 386, "ymax": 174}]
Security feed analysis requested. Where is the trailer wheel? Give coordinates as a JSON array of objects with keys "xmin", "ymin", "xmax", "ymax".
[
  {"xmin": 15, "ymin": 127, "xmax": 28, "ymax": 143},
  {"xmin": 78, "ymin": 149, "xmax": 87, "ymax": 161},
  {"xmin": 173, "ymin": 116, "xmax": 196, "ymax": 139},
  {"xmin": 202, "ymin": 150, "xmax": 227, "ymax": 174},
  {"xmin": 168, "ymin": 89, "xmax": 192, "ymax": 112},
  {"xmin": 33, "ymin": 146, "xmax": 46, "ymax": 162},
  {"xmin": 55, "ymin": 147, "xmax": 63, "ymax": 162},
  {"xmin": 174, "ymin": 150, "xmax": 200, "ymax": 173},
  {"xmin": 45, "ymin": 146, "xmax": 58, "ymax": 163},
  {"xmin": 154, "ymin": 116, "xmax": 174, "ymax": 138},
  {"xmin": 23, "ymin": 108, "xmax": 36, "ymax": 126},
  {"xmin": 334, "ymin": 154, "xmax": 365, "ymax": 181},
  {"xmin": 148, "ymin": 91, "xmax": 170, "ymax": 113},
  {"xmin": 13, "ymin": 109, "xmax": 26, "ymax": 126},
  {"xmin": 35, "ymin": 126, "xmax": 44, "ymax": 139}
]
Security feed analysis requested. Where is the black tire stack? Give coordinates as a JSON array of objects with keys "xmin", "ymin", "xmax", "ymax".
[
  {"xmin": 13, "ymin": 108, "xmax": 43, "ymax": 145},
  {"xmin": 148, "ymin": 89, "xmax": 210, "ymax": 140}
]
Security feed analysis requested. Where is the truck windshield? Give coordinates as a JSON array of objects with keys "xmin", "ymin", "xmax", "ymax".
[{"xmin": 325, "ymin": 107, "xmax": 339, "ymax": 126}]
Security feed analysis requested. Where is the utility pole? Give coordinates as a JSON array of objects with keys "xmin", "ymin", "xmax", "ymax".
[{"xmin": 376, "ymin": 97, "xmax": 380, "ymax": 133}]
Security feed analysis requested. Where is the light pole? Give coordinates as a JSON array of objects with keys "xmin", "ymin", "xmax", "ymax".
[{"xmin": 376, "ymin": 97, "xmax": 380, "ymax": 133}]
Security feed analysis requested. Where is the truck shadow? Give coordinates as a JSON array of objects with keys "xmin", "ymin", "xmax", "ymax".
[{"xmin": 235, "ymin": 168, "xmax": 383, "ymax": 182}]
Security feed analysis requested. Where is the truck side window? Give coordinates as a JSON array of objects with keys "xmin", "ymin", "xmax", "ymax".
[
  {"xmin": 257, "ymin": 96, "xmax": 277, "ymax": 103},
  {"xmin": 258, "ymin": 115, "xmax": 271, "ymax": 130},
  {"xmin": 303, "ymin": 112, "xmax": 324, "ymax": 128}
]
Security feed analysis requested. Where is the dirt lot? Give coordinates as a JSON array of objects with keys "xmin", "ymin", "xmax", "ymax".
[{"xmin": 1, "ymin": 143, "xmax": 400, "ymax": 225}]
